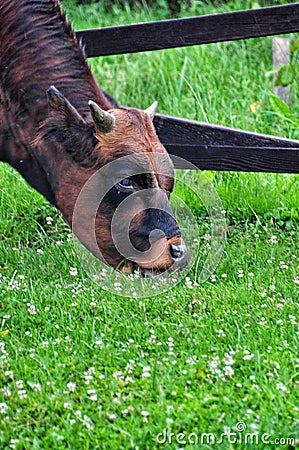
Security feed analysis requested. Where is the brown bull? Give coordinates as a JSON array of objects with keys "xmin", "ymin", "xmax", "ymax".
[{"xmin": 0, "ymin": 0, "xmax": 189, "ymax": 274}]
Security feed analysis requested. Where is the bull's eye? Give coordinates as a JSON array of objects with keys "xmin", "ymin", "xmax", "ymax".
[{"xmin": 116, "ymin": 178, "xmax": 135, "ymax": 193}]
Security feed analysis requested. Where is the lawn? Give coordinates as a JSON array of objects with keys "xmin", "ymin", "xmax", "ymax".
[{"xmin": 0, "ymin": 0, "xmax": 298, "ymax": 448}]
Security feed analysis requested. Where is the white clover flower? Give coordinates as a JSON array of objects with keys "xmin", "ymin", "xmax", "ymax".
[
  {"xmin": 276, "ymin": 382, "xmax": 288, "ymax": 393},
  {"xmin": 83, "ymin": 415, "xmax": 93, "ymax": 429},
  {"xmin": 113, "ymin": 371, "xmax": 123, "ymax": 380},
  {"xmin": 9, "ymin": 438, "xmax": 18, "ymax": 449},
  {"xmin": 87, "ymin": 389, "xmax": 96, "ymax": 395},
  {"xmin": 27, "ymin": 304, "xmax": 36, "ymax": 315},
  {"xmin": 142, "ymin": 366, "xmax": 151, "ymax": 378},
  {"xmin": 125, "ymin": 376, "xmax": 134, "ymax": 383},
  {"xmin": 0, "ymin": 342, "xmax": 6, "ymax": 353},
  {"xmin": 2, "ymin": 387, "xmax": 11, "ymax": 398},
  {"xmin": 217, "ymin": 329, "xmax": 226, "ymax": 338},
  {"xmin": 224, "ymin": 366, "xmax": 234, "ymax": 377},
  {"xmin": 185, "ymin": 277, "xmax": 193, "ymax": 289},
  {"xmin": 209, "ymin": 356, "xmax": 221, "ymax": 370},
  {"xmin": 0, "ymin": 402, "xmax": 8, "ymax": 414},
  {"xmin": 29, "ymin": 383, "xmax": 41, "ymax": 392},
  {"xmin": 69, "ymin": 267, "xmax": 78, "ymax": 277},
  {"xmin": 223, "ymin": 353, "xmax": 235, "ymax": 366},
  {"xmin": 186, "ymin": 356, "xmax": 197, "ymax": 365},
  {"xmin": 67, "ymin": 382, "xmax": 76, "ymax": 392},
  {"xmin": 18, "ymin": 389, "xmax": 27, "ymax": 399},
  {"xmin": 5, "ymin": 371, "xmax": 13, "ymax": 379}
]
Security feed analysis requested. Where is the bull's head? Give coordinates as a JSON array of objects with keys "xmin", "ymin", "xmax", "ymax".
[{"xmin": 38, "ymin": 86, "xmax": 190, "ymax": 275}]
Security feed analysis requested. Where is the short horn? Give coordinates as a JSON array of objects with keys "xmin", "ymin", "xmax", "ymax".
[
  {"xmin": 88, "ymin": 100, "xmax": 116, "ymax": 133},
  {"xmin": 144, "ymin": 101, "xmax": 158, "ymax": 120}
]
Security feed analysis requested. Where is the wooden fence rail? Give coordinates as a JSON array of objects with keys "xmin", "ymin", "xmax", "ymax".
[
  {"xmin": 75, "ymin": 3, "xmax": 299, "ymax": 173},
  {"xmin": 76, "ymin": 3, "xmax": 299, "ymax": 57}
]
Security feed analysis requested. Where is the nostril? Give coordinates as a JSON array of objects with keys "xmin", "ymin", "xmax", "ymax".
[
  {"xmin": 149, "ymin": 229, "xmax": 165, "ymax": 244},
  {"xmin": 169, "ymin": 243, "xmax": 184, "ymax": 260}
]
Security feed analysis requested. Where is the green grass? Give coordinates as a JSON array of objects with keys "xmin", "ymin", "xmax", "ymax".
[{"xmin": 1, "ymin": 0, "xmax": 299, "ymax": 448}]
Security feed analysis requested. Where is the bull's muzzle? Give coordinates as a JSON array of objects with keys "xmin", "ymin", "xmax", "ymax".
[{"xmin": 134, "ymin": 235, "xmax": 189, "ymax": 273}]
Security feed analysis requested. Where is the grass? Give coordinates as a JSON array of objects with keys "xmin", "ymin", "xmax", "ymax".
[{"xmin": 0, "ymin": 0, "xmax": 299, "ymax": 448}]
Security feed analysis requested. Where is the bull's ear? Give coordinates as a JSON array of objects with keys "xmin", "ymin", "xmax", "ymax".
[
  {"xmin": 47, "ymin": 86, "xmax": 85, "ymax": 126},
  {"xmin": 44, "ymin": 86, "xmax": 98, "ymax": 167}
]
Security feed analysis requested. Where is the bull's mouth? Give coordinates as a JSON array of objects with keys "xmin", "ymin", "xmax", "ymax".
[
  {"xmin": 123, "ymin": 258, "xmax": 188, "ymax": 278},
  {"xmin": 120, "ymin": 260, "xmax": 169, "ymax": 277},
  {"xmin": 132, "ymin": 262, "xmax": 168, "ymax": 278}
]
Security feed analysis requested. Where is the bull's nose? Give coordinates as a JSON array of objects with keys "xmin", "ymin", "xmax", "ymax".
[{"xmin": 169, "ymin": 242, "xmax": 186, "ymax": 261}]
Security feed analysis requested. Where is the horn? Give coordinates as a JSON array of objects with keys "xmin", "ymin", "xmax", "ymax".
[
  {"xmin": 88, "ymin": 100, "xmax": 116, "ymax": 133},
  {"xmin": 144, "ymin": 101, "xmax": 158, "ymax": 120}
]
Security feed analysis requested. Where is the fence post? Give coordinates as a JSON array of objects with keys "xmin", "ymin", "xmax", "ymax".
[{"xmin": 272, "ymin": 37, "xmax": 290, "ymax": 104}]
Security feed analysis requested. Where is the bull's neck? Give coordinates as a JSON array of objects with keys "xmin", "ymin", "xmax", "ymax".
[
  {"xmin": 0, "ymin": 0, "xmax": 112, "ymax": 126},
  {"xmin": 33, "ymin": 138, "xmax": 93, "ymax": 224}
]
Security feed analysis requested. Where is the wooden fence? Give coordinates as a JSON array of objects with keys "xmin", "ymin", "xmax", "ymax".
[{"xmin": 76, "ymin": 3, "xmax": 299, "ymax": 173}]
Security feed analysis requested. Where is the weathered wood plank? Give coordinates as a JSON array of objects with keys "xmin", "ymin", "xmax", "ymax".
[
  {"xmin": 76, "ymin": 3, "xmax": 299, "ymax": 57},
  {"xmin": 154, "ymin": 114, "xmax": 299, "ymax": 173},
  {"xmin": 168, "ymin": 144, "xmax": 299, "ymax": 173},
  {"xmin": 154, "ymin": 114, "xmax": 299, "ymax": 148}
]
